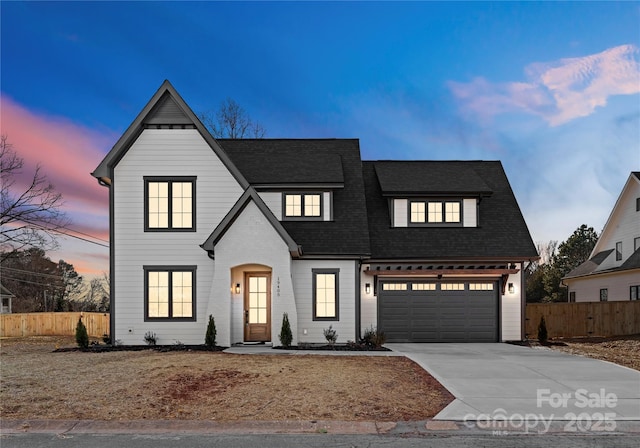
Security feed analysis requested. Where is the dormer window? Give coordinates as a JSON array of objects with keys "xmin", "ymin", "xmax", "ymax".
[
  {"xmin": 409, "ymin": 200, "xmax": 461, "ymax": 225},
  {"xmin": 284, "ymin": 193, "xmax": 322, "ymax": 219}
]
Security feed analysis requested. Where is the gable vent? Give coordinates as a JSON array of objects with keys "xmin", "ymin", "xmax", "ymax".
[{"xmin": 144, "ymin": 92, "xmax": 192, "ymax": 125}]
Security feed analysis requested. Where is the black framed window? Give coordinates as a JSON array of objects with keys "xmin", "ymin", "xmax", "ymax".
[
  {"xmin": 631, "ymin": 286, "xmax": 639, "ymax": 301},
  {"xmin": 312, "ymin": 268, "xmax": 339, "ymax": 321},
  {"xmin": 409, "ymin": 200, "xmax": 461, "ymax": 225},
  {"xmin": 144, "ymin": 177, "xmax": 196, "ymax": 231},
  {"xmin": 635, "ymin": 237, "xmax": 640, "ymax": 252},
  {"xmin": 144, "ymin": 266, "xmax": 196, "ymax": 321},
  {"xmin": 569, "ymin": 291, "xmax": 576, "ymax": 302},
  {"xmin": 599, "ymin": 288, "xmax": 608, "ymax": 302},
  {"xmin": 283, "ymin": 193, "xmax": 322, "ymax": 219},
  {"xmin": 616, "ymin": 242, "xmax": 622, "ymax": 261}
]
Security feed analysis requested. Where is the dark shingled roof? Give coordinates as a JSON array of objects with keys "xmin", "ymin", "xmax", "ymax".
[
  {"xmin": 564, "ymin": 247, "xmax": 640, "ymax": 280},
  {"xmin": 363, "ymin": 161, "xmax": 538, "ymax": 260},
  {"xmin": 564, "ymin": 249, "xmax": 614, "ymax": 278},
  {"xmin": 620, "ymin": 247, "xmax": 640, "ymax": 270},
  {"xmin": 374, "ymin": 161, "xmax": 492, "ymax": 196},
  {"xmin": 221, "ymin": 139, "xmax": 370, "ymax": 256},
  {"xmin": 217, "ymin": 139, "xmax": 344, "ymax": 185},
  {"xmin": 0, "ymin": 283, "xmax": 15, "ymax": 298}
]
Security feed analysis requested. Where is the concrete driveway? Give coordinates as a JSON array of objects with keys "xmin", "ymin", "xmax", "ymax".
[{"xmin": 386, "ymin": 343, "xmax": 640, "ymax": 425}]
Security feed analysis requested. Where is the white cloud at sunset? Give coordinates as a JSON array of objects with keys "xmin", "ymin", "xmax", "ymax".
[{"xmin": 449, "ymin": 44, "xmax": 640, "ymax": 126}]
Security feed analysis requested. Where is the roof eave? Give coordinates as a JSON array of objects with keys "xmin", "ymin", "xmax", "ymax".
[{"xmin": 380, "ymin": 191, "xmax": 493, "ymax": 197}]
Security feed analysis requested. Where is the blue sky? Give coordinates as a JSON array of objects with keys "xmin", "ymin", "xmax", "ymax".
[{"xmin": 1, "ymin": 1, "xmax": 639, "ymax": 276}]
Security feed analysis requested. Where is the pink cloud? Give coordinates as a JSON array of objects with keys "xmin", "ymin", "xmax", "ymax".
[
  {"xmin": 1, "ymin": 95, "xmax": 114, "ymax": 275},
  {"xmin": 449, "ymin": 44, "xmax": 640, "ymax": 126},
  {"xmin": 0, "ymin": 95, "xmax": 112, "ymax": 215}
]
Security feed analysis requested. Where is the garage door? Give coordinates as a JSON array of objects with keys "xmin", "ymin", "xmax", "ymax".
[{"xmin": 378, "ymin": 281, "xmax": 498, "ymax": 342}]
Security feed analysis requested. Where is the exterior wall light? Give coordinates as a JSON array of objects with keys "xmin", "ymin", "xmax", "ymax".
[
  {"xmin": 365, "ymin": 283, "xmax": 371, "ymax": 295},
  {"xmin": 508, "ymin": 283, "xmax": 515, "ymax": 294},
  {"xmin": 235, "ymin": 283, "xmax": 241, "ymax": 294}
]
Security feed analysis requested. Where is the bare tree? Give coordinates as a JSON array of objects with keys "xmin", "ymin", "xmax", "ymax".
[
  {"xmin": 198, "ymin": 98, "xmax": 266, "ymax": 139},
  {"xmin": 76, "ymin": 274, "xmax": 109, "ymax": 312},
  {"xmin": 1, "ymin": 135, "xmax": 69, "ymax": 261}
]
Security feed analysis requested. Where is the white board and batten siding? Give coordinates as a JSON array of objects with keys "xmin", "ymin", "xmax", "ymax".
[
  {"xmin": 393, "ymin": 199, "xmax": 408, "ymax": 227},
  {"xmin": 501, "ymin": 263, "xmax": 524, "ymax": 341},
  {"xmin": 292, "ymin": 260, "xmax": 357, "ymax": 343},
  {"xmin": 359, "ymin": 264, "xmax": 377, "ymax": 336},
  {"xmin": 463, "ymin": 198, "xmax": 477, "ymax": 227},
  {"xmin": 392, "ymin": 198, "xmax": 477, "ymax": 227},
  {"xmin": 323, "ymin": 192, "xmax": 332, "ymax": 220},
  {"xmin": 112, "ymin": 129, "xmax": 244, "ymax": 344}
]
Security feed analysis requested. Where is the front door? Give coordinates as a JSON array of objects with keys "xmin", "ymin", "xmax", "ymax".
[{"xmin": 244, "ymin": 272, "xmax": 271, "ymax": 342}]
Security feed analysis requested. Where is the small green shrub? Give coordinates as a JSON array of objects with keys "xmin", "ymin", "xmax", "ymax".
[
  {"xmin": 279, "ymin": 312, "xmax": 293, "ymax": 348},
  {"xmin": 361, "ymin": 325, "xmax": 386, "ymax": 348},
  {"xmin": 144, "ymin": 331, "xmax": 157, "ymax": 346},
  {"xmin": 323, "ymin": 325, "xmax": 337, "ymax": 346},
  {"xmin": 538, "ymin": 316, "xmax": 548, "ymax": 344},
  {"xmin": 205, "ymin": 315, "xmax": 217, "ymax": 347},
  {"xmin": 75, "ymin": 318, "xmax": 89, "ymax": 349}
]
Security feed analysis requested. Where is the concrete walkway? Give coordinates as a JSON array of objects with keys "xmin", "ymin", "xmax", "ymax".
[
  {"xmin": 224, "ymin": 345, "xmax": 402, "ymax": 356},
  {"xmin": 386, "ymin": 343, "xmax": 640, "ymax": 424}
]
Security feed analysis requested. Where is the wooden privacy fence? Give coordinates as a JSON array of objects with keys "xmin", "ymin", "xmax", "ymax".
[
  {"xmin": 0, "ymin": 312, "xmax": 110, "ymax": 338},
  {"xmin": 525, "ymin": 301, "xmax": 640, "ymax": 339}
]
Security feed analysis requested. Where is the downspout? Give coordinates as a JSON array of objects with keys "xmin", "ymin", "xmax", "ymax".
[
  {"xmin": 521, "ymin": 259, "xmax": 534, "ymax": 341},
  {"xmin": 96, "ymin": 172, "xmax": 116, "ymax": 346},
  {"xmin": 356, "ymin": 258, "xmax": 363, "ymax": 342}
]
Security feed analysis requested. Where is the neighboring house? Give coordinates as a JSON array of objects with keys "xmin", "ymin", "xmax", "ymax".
[
  {"xmin": 564, "ymin": 172, "xmax": 640, "ymax": 302},
  {"xmin": 92, "ymin": 80, "xmax": 538, "ymax": 345},
  {"xmin": 0, "ymin": 283, "xmax": 14, "ymax": 314}
]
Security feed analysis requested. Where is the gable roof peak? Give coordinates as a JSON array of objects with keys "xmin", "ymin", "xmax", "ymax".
[
  {"xmin": 201, "ymin": 187, "xmax": 301, "ymax": 257},
  {"xmin": 91, "ymin": 80, "xmax": 249, "ymax": 189},
  {"xmin": 589, "ymin": 171, "xmax": 640, "ymax": 257}
]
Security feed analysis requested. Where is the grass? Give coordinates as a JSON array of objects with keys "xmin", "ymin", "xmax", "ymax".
[{"xmin": 0, "ymin": 336, "xmax": 453, "ymax": 421}]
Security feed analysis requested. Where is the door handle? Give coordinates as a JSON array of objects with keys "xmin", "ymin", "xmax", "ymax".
[{"xmin": 245, "ymin": 310, "xmax": 249, "ymax": 325}]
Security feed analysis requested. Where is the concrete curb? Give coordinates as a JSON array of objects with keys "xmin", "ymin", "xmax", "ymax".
[
  {"xmin": 3, "ymin": 419, "xmax": 640, "ymax": 436},
  {"xmin": 0, "ymin": 419, "xmax": 397, "ymax": 435}
]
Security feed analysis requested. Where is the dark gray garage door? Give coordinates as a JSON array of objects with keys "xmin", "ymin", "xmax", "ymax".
[{"xmin": 378, "ymin": 280, "xmax": 498, "ymax": 342}]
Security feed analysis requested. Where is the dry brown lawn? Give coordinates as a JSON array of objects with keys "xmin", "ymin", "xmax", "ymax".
[
  {"xmin": 0, "ymin": 336, "xmax": 453, "ymax": 421},
  {"xmin": 548, "ymin": 334, "xmax": 640, "ymax": 371}
]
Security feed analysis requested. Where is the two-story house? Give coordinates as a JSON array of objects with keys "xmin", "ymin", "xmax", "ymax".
[
  {"xmin": 92, "ymin": 80, "xmax": 538, "ymax": 346},
  {"xmin": 563, "ymin": 172, "xmax": 640, "ymax": 302}
]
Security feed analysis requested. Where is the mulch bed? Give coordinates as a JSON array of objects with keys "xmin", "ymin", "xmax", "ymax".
[
  {"xmin": 54, "ymin": 344, "xmax": 227, "ymax": 353},
  {"xmin": 54, "ymin": 342, "xmax": 390, "ymax": 352},
  {"xmin": 274, "ymin": 343, "xmax": 390, "ymax": 351}
]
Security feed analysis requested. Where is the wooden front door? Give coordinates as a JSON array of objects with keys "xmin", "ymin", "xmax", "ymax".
[{"xmin": 244, "ymin": 272, "xmax": 271, "ymax": 342}]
